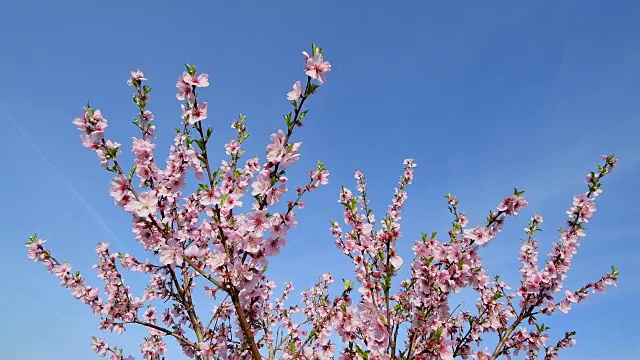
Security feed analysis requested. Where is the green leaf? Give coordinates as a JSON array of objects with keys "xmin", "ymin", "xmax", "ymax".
[
  {"xmin": 26, "ymin": 234, "xmax": 38, "ymax": 245},
  {"xmin": 283, "ymin": 113, "xmax": 292, "ymax": 127},
  {"xmin": 611, "ymin": 265, "xmax": 619, "ymax": 277},
  {"xmin": 298, "ymin": 109, "xmax": 309, "ymax": 123},
  {"xmin": 434, "ymin": 327, "xmax": 443, "ymax": 340},
  {"xmin": 311, "ymin": 43, "xmax": 323, "ymax": 56},
  {"xmin": 341, "ymin": 278, "xmax": 353, "ymax": 291},
  {"xmin": 185, "ymin": 64, "xmax": 196, "ymax": 76},
  {"xmin": 355, "ymin": 345, "xmax": 369, "ymax": 359},
  {"xmin": 197, "ymin": 183, "xmax": 209, "ymax": 194}
]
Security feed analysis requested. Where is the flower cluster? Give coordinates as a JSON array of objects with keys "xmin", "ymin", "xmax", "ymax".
[{"xmin": 26, "ymin": 44, "xmax": 619, "ymax": 360}]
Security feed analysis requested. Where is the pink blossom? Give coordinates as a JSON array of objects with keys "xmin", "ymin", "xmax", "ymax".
[
  {"xmin": 158, "ymin": 239, "xmax": 183, "ymax": 266},
  {"xmin": 80, "ymin": 133, "xmax": 100, "ymax": 149},
  {"xmin": 310, "ymin": 169, "xmax": 330, "ymax": 188},
  {"xmin": 497, "ymin": 195, "xmax": 528, "ymax": 215},
  {"xmin": 182, "ymin": 72, "xmax": 209, "ymax": 88},
  {"xmin": 459, "ymin": 213, "xmax": 468, "ymax": 227},
  {"xmin": 184, "ymin": 244, "xmax": 206, "ymax": 259},
  {"xmin": 265, "ymin": 183, "xmax": 286, "ymax": 206},
  {"xmin": 463, "ymin": 226, "xmax": 491, "ymax": 245},
  {"xmin": 91, "ymin": 337, "xmax": 108, "ymax": 356},
  {"xmin": 322, "ymin": 273, "xmax": 334, "ymax": 283},
  {"xmin": 266, "ymin": 130, "xmax": 286, "ymax": 164},
  {"xmin": 242, "ymin": 235, "xmax": 264, "ymax": 254},
  {"xmin": 225, "ymin": 139, "xmax": 241, "ymax": 156},
  {"xmin": 176, "ymin": 78, "xmax": 193, "ymax": 101},
  {"xmin": 558, "ymin": 300, "xmax": 572, "ymax": 314},
  {"xmin": 251, "ymin": 170, "xmax": 272, "ymax": 197},
  {"xmin": 198, "ymin": 342, "xmax": 215, "ymax": 358},
  {"xmin": 142, "ymin": 110, "xmax": 154, "ymax": 122},
  {"xmin": 287, "ymin": 81, "xmax": 302, "ymax": 100},
  {"xmin": 200, "ymin": 187, "xmax": 221, "ymax": 206},
  {"xmin": 184, "ymin": 101, "xmax": 208, "ymax": 124},
  {"xmin": 438, "ymin": 339, "xmax": 455, "ymax": 360},
  {"xmin": 132, "ymin": 138, "xmax": 155, "ymax": 159},
  {"xmin": 124, "ymin": 191, "xmax": 158, "ymax": 218},
  {"xmin": 389, "ymin": 254, "xmax": 403, "ymax": 269},
  {"xmin": 127, "ymin": 70, "xmax": 146, "ymax": 85},
  {"xmin": 303, "ymin": 52, "xmax": 332, "ymax": 84}
]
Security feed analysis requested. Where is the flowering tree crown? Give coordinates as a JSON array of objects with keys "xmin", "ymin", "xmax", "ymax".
[{"xmin": 26, "ymin": 44, "xmax": 619, "ymax": 360}]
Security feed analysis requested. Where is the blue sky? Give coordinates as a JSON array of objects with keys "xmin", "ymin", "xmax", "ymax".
[{"xmin": 1, "ymin": 0, "xmax": 639, "ymax": 359}]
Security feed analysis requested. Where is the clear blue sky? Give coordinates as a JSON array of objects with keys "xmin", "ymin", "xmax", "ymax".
[{"xmin": 1, "ymin": 1, "xmax": 639, "ymax": 359}]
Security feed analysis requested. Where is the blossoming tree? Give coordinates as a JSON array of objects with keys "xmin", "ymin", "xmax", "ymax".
[{"xmin": 26, "ymin": 44, "xmax": 619, "ymax": 360}]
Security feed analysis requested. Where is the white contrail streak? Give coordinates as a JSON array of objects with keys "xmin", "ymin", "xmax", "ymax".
[{"xmin": 2, "ymin": 103, "xmax": 129, "ymax": 252}]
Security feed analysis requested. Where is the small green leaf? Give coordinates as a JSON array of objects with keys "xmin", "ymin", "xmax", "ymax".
[{"xmin": 611, "ymin": 265, "xmax": 619, "ymax": 277}]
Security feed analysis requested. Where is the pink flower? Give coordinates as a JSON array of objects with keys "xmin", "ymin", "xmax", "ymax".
[
  {"xmin": 72, "ymin": 114, "xmax": 89, "ymax": 132},
  {"xmin": 127, "ymin": 70, "xmax": 146, "ymax": 85},
  {"xmin": 200, "ymin": 188, "xmax": 221, "ymax": 206},
  {"xmin": 142, "ymin": 110, "xmax": 154, "ymax": 122},
  {"xmin": 558, "ymin": 300, "xmax": 572, "ymax": 314},
  {"xmin": 303, "ymin": 52, "xmax": 332, "ymax": 84},
  {"xmin": 182, "ymin": 72, "xmax": 210, "ymax": 88},
  {"xmin": 310, "ymin": 169, "xmax": 330, "ymax": 188},
  {"xmin": 132, "ymin": 138, "xmax": 155, "ymax": 159},
  {"xmin": 96, "ymin": 243, "xmax": 109, "ymax": 255},
  {"xmin": 176, "ymin": 78, "xmax": 193, "ymax": 101},
  {"xmin": 124, "ymin": 191, "xmax": 158, "ymax": 218},
  {"xmin": 143, "ymin": 307, "xmax": 157, "ymax": 323},
  {"xmin": 497, "ymin": 195, "xmax": 528, "ymax": 215},
  {"xmin": 438, "ymin": 339, "xmax": 455, "ymax": 360},
  {"xmin": 159, "ymin": 239, "xmax": 183, "ymax": 266},
  {"xmin": 225, "ymin": 139, "xmax": 241, "ymax": 156},
  {"xmin": 265, "ymin": 184, "xmax": 286, "ymax": 206},
  {"xmin": 266, "ymin": 130, "xmax": 286, "ymax": 163},
  {"xmin": 474, "ymin": 350, "xmax": 492, "ymax": 360},
  {"xmin": 198, "ymin": 342, "xmax": 215, "ymax": 357},
  {"xmin": 80, "ymin": 133, "xmax": 100, "ymax": 149},
  {"xmin": 91, "ymin": 337, "xmax": 108, "ymax": 356},
  {"xmin": 95, "ymin": 140, "xmax": 121, "ymax": 168},
  {"xmin": 184, "ymin": 244, "xmax": 206, "ymax": 259},
  {"xmin": 246, "ymin": 210, "xmax": 269, "ymax": 237},
  {"xmin": 403, "ymin": 158, "xmax": 417, "ymax": 168},
  {"xmin": 185, "ymin": 102, "xmax": 208, "ymax": 124},
  {"xmin": 287, "ymin": 81, "xmax": 302, "ymax": 100},
  {"xmin": 251, "ymin": 170, "xmax": 272, "ymax": 197},
  {"xmin": 459, "ymin": 213, "xmax": 468, "ymax": 227},
  {"xmin": 109, "ymin": 176, "xmax": 128, "ymax": 201},
  {"xmin": 206, "ymin": 249, "xmax": 227, "ymax": 270},
  {"xmin": 389, "ymin": 253, "xmax": 403, "ymax": 269},
  {"xmin": 242, "ymin": 235, "xmax": 264, "ymax": 254},
  {"xmin": 464, "ymin": 226, "xmax": 491, "ymax": 245}
]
